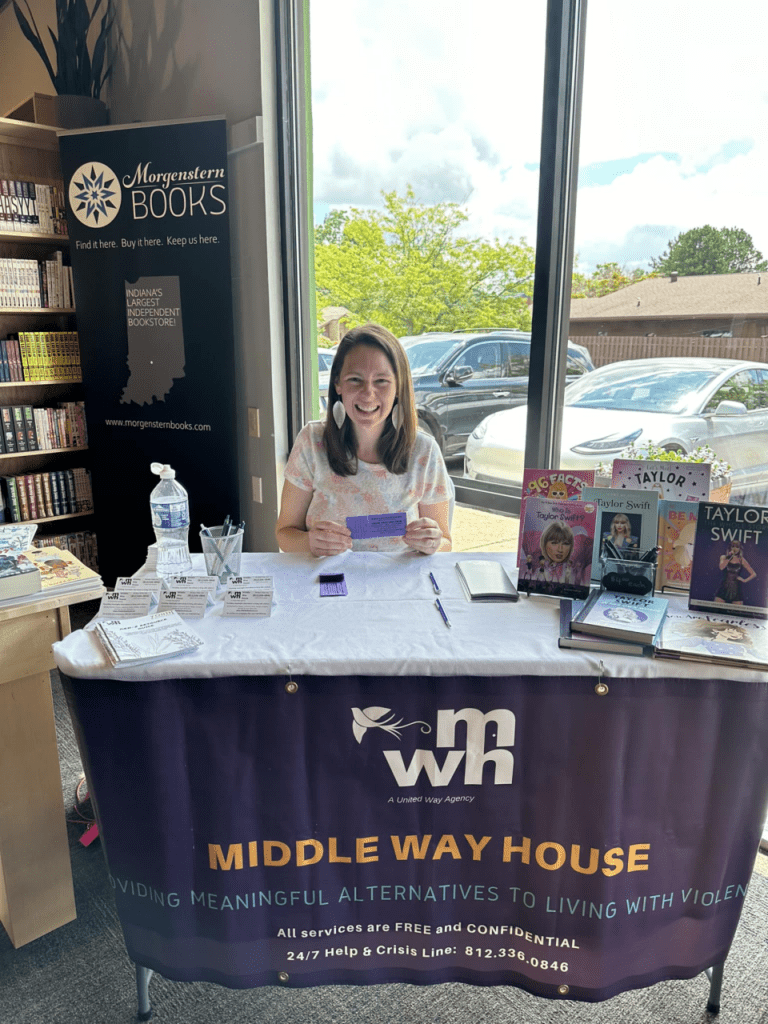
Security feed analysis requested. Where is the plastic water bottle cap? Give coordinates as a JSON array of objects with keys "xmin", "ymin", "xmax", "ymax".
[{"xmin": 150, "ymin": 462, "xmax": 176, "ymax": 479}]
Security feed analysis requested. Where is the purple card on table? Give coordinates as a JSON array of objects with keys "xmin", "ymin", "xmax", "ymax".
[{"xmin": 346, "ymin": 512, "xmax": 407, "ymax": 540}]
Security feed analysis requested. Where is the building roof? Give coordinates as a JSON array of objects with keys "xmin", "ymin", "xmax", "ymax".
[{"xmin": 570, "ymin": 273, "xmax": 768, "ymax": 320}]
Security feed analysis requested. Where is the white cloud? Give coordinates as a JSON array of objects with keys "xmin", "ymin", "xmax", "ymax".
[{"xmin": 310, "ymin": 0, "xmax": 768, "ymax": 271}]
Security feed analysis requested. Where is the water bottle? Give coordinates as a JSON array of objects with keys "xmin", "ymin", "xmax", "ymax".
[{"xmin": 149, "ymin": 462, "xmax": 192, "ymax": 576}]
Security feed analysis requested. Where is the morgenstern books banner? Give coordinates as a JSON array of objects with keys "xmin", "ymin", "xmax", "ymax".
[{"xmin": 58, "ymin": 118, "xmax": 239, "ymax": 583}]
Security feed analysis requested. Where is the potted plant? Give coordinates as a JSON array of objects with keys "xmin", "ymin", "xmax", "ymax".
[
  {"xmin": 596, "ymin": 442, "xmax": 733, "ymax": 502},
  {"xmin": 11, "ymin": 0, "xmax": 113, "ymax": 128}
]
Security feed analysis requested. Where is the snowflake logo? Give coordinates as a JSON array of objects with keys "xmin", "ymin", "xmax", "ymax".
[
  {"xmin": 351, "ymin": 707, "xmax": 431, "ymax": 744},
  {"xmin": 68, "ymin": 161, "xmax": 122, "ymax": 227}
]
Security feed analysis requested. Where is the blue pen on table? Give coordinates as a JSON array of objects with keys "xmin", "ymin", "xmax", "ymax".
[
  {"xmin": 429, "ymin": 572, "xmax": 441, "ymax": 594},
  {"xmin": 435, "ymin": 597, "xmax": 451, "ymax": 629}
]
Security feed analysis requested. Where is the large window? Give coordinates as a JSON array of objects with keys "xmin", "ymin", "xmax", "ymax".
[{"xmin": 300, "ymin": 0, "xmax": 768, "ymax": 537}]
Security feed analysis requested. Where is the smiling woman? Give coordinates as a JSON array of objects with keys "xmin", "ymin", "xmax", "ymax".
[{"xmin": 276, "ymin": 325, "xmax": 453, "ymax": 556}]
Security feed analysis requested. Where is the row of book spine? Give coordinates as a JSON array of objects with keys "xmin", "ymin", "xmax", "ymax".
[
  {"xmin": 0, "ymin": 180, "xmax": 67, "ymax": 235},
  {"xmin": 32, "ymin": 529, "xmax": 99, "ymax": 573},
  {"xmin": 0, "ymin": 252, "xmax": 73, "ymax": 308},
  {"xmin": 0, "ymin": 332, "xmax": 82, "ymax": 381},
  {"xmin": 1, "ymin": 467, "xmax": 93, "ymax": 523},
  {"xmin": 0, "ymin": 402, "xmax": 87, "ymax": 454}
]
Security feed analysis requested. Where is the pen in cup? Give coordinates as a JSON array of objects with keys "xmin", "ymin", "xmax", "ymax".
[
  {"xmin": 429, "ymin": 572, "xmax": 441, "ymax": 594},
  {"xmin": 435, "ymin": 597, "xmax": 451, "ymax": 629}
]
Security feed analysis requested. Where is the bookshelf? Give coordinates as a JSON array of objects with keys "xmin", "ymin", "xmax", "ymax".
[{"xmin": 0, "ymin": 117, "xmax": 98, "ymax": 568}]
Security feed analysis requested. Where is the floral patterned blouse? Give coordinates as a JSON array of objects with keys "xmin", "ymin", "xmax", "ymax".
[{"xmin": 284, "ymin": 421, "xmax": 452, "ymax": 551}]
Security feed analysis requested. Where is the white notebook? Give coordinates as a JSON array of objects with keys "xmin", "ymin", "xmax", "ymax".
[{"xmin": 455, "ymin": 561, "xmax": 519, "ymax": 602}]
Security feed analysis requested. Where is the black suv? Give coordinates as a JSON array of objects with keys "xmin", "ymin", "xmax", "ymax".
[{"xmin": 403, "ymin": 329, "xmax": 594, "ymax": 457}]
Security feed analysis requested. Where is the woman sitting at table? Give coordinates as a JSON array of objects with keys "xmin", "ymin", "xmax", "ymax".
[{"xmin": 275, "ymin": 323, "xmax": 453, "ymax": 556}]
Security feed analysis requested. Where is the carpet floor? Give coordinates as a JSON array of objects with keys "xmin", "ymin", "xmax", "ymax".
[{"xmin": 3, "ymin": 666, "xmax": 768, "ymax": 1024}]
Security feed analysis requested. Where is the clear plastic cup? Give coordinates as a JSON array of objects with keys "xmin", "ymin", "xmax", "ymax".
[{"xmin": 200, "ymin": 526, "xmax": 243, "ymax": 583}]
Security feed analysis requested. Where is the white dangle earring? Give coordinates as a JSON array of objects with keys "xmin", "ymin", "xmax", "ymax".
[
  {"xmin": 332, "ymin": 400, "xmax": 346, "ymax": 429},
  {"xmin": 391, "ymin": 401, "xmax": 403, "ymax": 431}
]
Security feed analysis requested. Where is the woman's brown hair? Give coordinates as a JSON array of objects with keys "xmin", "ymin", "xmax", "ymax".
[{"xmin": 324, "ymin": 324, "xmax": 417, "ymax": 476}]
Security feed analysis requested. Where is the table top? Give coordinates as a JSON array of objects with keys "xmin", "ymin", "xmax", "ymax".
[
  {"xmin": 52, "ymin": 552, "xmax": 768, "ymax": 682},
  {"xmin": 0, "ymin": 581, "xmax": 105, "ymax": 625}
]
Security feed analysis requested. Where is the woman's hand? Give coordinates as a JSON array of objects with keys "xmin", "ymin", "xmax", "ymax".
[
  {"xmin": 404, "ymin": 517, "xmax": 444, "ymax": 555},
  {"xmin": 308, "ymin": 520, "xmax": 352, "ymax": 557}
]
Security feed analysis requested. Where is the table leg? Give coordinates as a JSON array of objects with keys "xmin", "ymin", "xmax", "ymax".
[
  {"xmin": 0, "ymin": 671, "xmax": 76, "ymax": 948},
  {"xmin": 136, "ymin": 965, "xmax": 154, "ymax": 1020},
  {"xmin": 706, "ymin": 961, "xmax": 724, "ymax": 1014}
]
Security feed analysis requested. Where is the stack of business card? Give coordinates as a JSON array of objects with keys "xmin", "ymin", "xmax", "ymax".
[{"xmin": 223, "ymin": 575, "xmax": 274, "ymax": 617}]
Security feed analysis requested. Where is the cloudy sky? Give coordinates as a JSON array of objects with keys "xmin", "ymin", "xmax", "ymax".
[{"xmin": 309, "ymin": 0, "xmax": 768, "ymax": 273}]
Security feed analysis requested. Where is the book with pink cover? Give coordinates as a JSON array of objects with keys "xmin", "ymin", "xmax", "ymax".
[{"xmin": 517, "ymin": 497, "xmax": 597, "ymax": 600}]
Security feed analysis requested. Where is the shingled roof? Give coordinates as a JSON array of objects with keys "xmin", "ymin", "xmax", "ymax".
[{"xmin": 570, "ymin": 273, "xmax": 768, "ymax": 320}]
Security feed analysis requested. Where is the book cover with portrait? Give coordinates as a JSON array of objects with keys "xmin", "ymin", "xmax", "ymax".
[
  {"xmin": 688, "ymin": 501, "xmax": 768, "ymax": 619},
  {"xmin": 655, "ymin": 606, "xmax": 768, "ymax": 670},
  {"xmin": 517, "ymin": 497, "xmax": 597, "ymax": 600},
  {"xmin": 581, "ymin": 486, "xmax": 659, "ymax": 584},
  {"xmin": 656, "ymin": 500, "xmax": 699, "ymax": 593},
  {"xmin": 611, "ymin": 459, "xmax": 711, "ymax": 502},
  {"xmin": 571, "ymin": 590, "xmax": 668, "ymax": 645}
]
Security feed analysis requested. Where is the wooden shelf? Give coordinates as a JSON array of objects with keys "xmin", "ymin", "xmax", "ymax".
[
  {"xmin": 0, "ymin": 117, "xmax": 60, "ymax": 150},
  {"xmin": 0, "ymin": 379, "xmax": 82, "ymax": 387},
  {"xmin": 0, "ymin": 308, "xmax": 75, "ymax": 315},
  {"xmin": 12, "ymin": 510, "xmax": 94, "ymax": 526},
  {"xmin": 0, "ymin": 231, "xmax": 69, "ymax": 245},
  {"xmin": 0, "ymin": 446, "xmax": 88, "ymax": 460}
]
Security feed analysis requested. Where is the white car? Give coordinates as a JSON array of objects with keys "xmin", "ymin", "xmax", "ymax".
[{"xmin": 464, "ymin": 358, "xmax": 768, "ymax": 504}]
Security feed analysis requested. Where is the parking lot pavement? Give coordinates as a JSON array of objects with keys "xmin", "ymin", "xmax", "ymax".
[{"xmin": 451, "ymin": 504, "xmax": 519, "ymax": 553}]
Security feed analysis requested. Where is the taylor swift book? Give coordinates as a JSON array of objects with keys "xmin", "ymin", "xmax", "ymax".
[
  {"xmin": 521, "ymin": 468, "xmax": 595, "ymax": 502},
  {"xmin": 571, "ymin": 590, "xmax": 668, "ymax": 645},
  {"xmin": 611, "ymin": 459, "xmax": 711, "ymax": 502},
  {"xmin": 688, "ymin": 501, "xmax": 768, "ymax": 619},
  {"xmin": 656, "ymin": 500, "xmax": 699, "ymax": 593},
  {"xmin": 655, "ymin": 606, "xmax": 768, "ymax": 670},
  {"xmin": 517, "ymin": 497, "xmax": 597, "ymax": 600},
  {"xmin": 581, "ymin": 487, "xmax": 658, "ymax": 584}
]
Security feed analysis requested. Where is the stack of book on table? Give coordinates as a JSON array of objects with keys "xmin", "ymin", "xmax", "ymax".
[
  {"xmin": 23, "ymin": 545, "xmax": 103, "ymax": 599},
  {"xmin": 92, "ymin": 610, "xmax": 204, "ymax": 668},
  {"xmin": 560, "ymin": 591, "xmax": 669, "ymax": 656}
]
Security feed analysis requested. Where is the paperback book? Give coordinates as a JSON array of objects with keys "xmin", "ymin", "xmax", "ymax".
[
  {"xmin": 517, "ymin": 497, "xmax": 597, "ymax": 600},
  {"xmin": 571, "ymin": 589, "xmax": 668, "ymax": 645},
  {"xmin": 93, "ymin": 610, "xmax": 204, "ymax": 668},
  {"xmin": 688, "ymin": 501, "xmax": 768, "ymax": 619},
  {"xmin": 0, "ymin": 550, "xmax": 41, "ymax": 602},
  {"xmin": 558, "ymin": 599, "xmax": 652, "ymax": 656},
  {"xmin": 581, "ymin": 487, "xmax": 659, "ymax": 583},
  {"xmin": 611, "ymin": 459, "xmax": 711, "ymax": 502},
  {"xmin": 656, "ymin": 500, "xmax": 699, "ymax": 593},
  {"xmin": 455, "ymin": 560, "xmax": 518, "ymax": 601},
  {"xmin": 521, "ymin": 468, "xmax": 595, "ymax": 502},
  {"xmin": 655, "ymin": 606, "xmax": 768, "ymax": 670},
  {"xmin": 24, "ymin": 544, "xmax": 103, "ymax": 596}
]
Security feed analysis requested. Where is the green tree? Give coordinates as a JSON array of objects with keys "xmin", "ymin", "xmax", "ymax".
[
  {"xmin": 650, "ymin": 226, "xmax": 767, "ymax": 276},
  {"xmin": 571, "ymin": 261, "xmax": 652, "ymax": 299},
  {"xmin": 314, "ymin": 187, "xmax": 536, "ymax": 336}
]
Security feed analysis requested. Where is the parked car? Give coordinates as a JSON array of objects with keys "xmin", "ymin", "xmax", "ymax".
[
  {"xmin": 464, "ymin": 357, "xmax": 768, "ymax": 504},
  {"xmin": 317, "ymin": 348, "xmax": 335, "ymax": 411},
  {"xmin": 401, "ymin": 330, "xmax": 594, "ymax": 457}
]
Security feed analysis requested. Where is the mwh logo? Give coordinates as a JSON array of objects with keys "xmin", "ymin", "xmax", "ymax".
[{"xmin": 351, "ymin": 706, "xmax": 515, "ymax": 787}]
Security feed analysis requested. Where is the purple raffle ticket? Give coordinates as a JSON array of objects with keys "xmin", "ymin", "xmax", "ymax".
[{"xmin": 346, "ymin": 512, "xmax": 407, "ymax": 540}]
